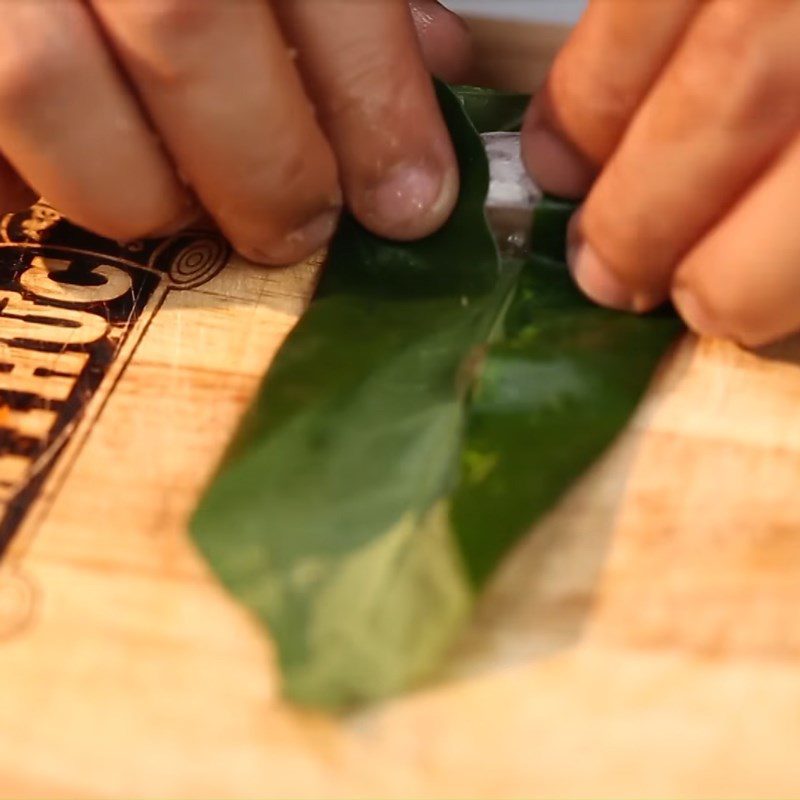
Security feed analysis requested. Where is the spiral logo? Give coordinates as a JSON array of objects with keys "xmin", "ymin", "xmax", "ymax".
[
  {"xmin": 1, "ymin": 201, "xmax": 62, "ymax": 244},
  {"xmin": 150, "ymin": 230, "xmax": 231, "ymax": 290}
]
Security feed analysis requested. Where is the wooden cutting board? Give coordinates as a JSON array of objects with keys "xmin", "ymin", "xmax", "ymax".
[{"xmin": 2, "ymin": 19, "xmax": 800, "ymax": 800}]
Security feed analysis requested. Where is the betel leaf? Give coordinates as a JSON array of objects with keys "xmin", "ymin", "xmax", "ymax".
[
  {"xmin": 192, "ymin": 84, "xmax": 681, "ymax": 710},
  {"xmin": 451, "ymin": 84, "xmax": 530, "ymax": 133},
  {"xmin": 452, "ymin": 255, "xmax": 681, "ymax": 586}
]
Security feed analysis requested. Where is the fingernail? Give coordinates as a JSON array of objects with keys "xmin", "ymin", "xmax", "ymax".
[
  {"xmin": 523, "ymin": 109, "xmax": 596, "ymax": 200},
  {"xmin": 369, "ymin": 162, "xmax": 454, "ymax": 236},
  {"xmin": 251, "ymin": 208, "xmax": 340, "ymax": 266},
  {"xmin": 569, "ymin": 241, "xmax": 636, "ymax": 311},
  {"xmin": 672, "ymin": 287, "xmax": 722, "ymax": 338},
  {"xmin": 567, "ymin": 213, "xmax": 658, "ymax": 313}
]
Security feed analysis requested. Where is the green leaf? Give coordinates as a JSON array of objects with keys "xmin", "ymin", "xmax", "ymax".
[
  {"xmin": 453, "ymin": 257, "xmax": 680, "ymax": 585},
  {"xmin": 191, "ymin": 83, "xmax": 682, "ymax": 711},
  {"xmin": 452, "ymin": 84, "xmax": 531, "ymax": 133}
]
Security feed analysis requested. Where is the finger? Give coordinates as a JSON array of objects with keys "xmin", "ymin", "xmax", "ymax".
[
  {"xmin": 91, "ymin": 0, "xmax": 341, "ymax": 265},
  {"xmin": 410, "ymin": 0, "xmax": 472, "ymax": 84},
  {"xmin": 0, "ymin": 0, "xmax": 191, "ymax": 241},
  {"xmin": 0, "ymin": 157, "xmax": 36, "ymax": 212},
  {"xmin": 571, "ymin": 0, "xmax": 800, "ymax": 311},
  {"xmin": 522, "ymin": 0, "xmax": 698, "ymax": 198},
  {"xmin": 672, "ymin": 135, "xmax": 800, "ymax": 348},
  {"xmin": 276, "ymin": 0, "xmax": 459, "ymax": 241}
]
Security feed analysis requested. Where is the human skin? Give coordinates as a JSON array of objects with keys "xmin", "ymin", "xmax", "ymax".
[
  {"xmin": 521, "ymin": 0, "xmax": 800, "ymax": 347},
  {"xmin": 0, "ymin": 0, "xmax": 797, "ymax": 346},
  {"xmin": 0, "ymin": 0, "xmax": 470, "ymax": 264}
]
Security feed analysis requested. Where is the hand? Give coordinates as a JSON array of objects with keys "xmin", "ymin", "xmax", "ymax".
[
  {"xmin": 0, "ymin": 0, "xmax": 470, "ymax": 264},
  {"xmin": 522, "ymin": 0, "xmax": 800, "ymax": 347}
]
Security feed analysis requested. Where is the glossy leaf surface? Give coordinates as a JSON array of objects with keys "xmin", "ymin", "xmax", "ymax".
[
  {"xmin": 192, "ymin": 85, "xmax": 681, "ymax": 710},
  {"xmin": 452, "ymin": 85, "xmax": 530, "ymax": 133}
]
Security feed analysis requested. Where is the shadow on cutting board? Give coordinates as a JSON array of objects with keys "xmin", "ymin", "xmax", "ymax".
[
  {"xmin": 443, "ymin": 430, "xmax": 641, "ymax": 680},
  {"xmin": 443, "ymin": 338, "xmax": 691, "ymax": 682},
  {"xmin": 171, "ymin": 257, "xmax": 692, "ymax": 695}
]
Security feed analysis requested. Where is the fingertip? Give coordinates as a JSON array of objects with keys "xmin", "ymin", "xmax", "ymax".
[
  {"xmin": 234, "ymin": 206, "xmax": 341, "ymax": 267},
  {"xmin": 281, "ymin": 0, "xmax": 460, "ymax": 243},
  {"xmin": 672, "ymin": 286, "xmax": 722, "ymax": 339},
  {"xmin": 567, "ymin": 214, "xmax": 659, "ymax": 313},
  {"xmin": 355, "ymin": 157, "xmax": 459, "ymax": 241},
  {"xmin": 569, "ymin": 241, "xmax": 636, "ymax": 311},
  {"xmin": 522, "ymin": 102, "xmax": 596, "ymax": 200},
  {"xmin": 672, "ymin": 279, "xmax": 776, "ymax": 349}
]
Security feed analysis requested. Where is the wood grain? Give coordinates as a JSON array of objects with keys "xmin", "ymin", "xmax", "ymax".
[
  {"xmin": 2, "ymin": 17, "xmax": 800, "ymax": 800},
  {"xmin": 463, "ymin": 17, "xmax": 570, "ymax": 92}
]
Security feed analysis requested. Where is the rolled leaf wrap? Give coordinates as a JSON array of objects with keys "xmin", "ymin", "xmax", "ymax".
[{"xmin": 192, "ymin": 84, "xmax": 681, "ymax": 710}]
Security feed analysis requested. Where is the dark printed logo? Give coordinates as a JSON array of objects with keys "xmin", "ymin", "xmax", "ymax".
[{"xmin": 0, "ymin": 203, "xmax": 230, "ymax": 554}]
